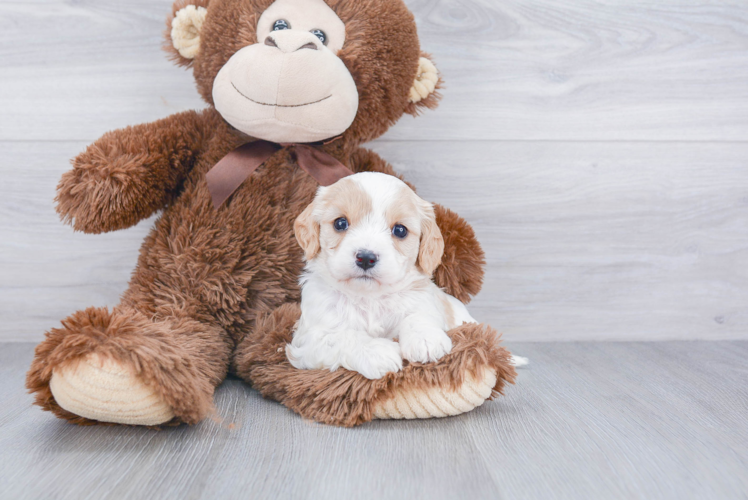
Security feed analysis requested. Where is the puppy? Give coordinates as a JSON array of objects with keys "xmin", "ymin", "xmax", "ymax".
[{"xmin": 287, "ymin": 172, "xmax": 495, "ymax": 379}]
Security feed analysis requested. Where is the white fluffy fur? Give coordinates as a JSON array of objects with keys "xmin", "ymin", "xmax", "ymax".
[{"xmin": 287, "ymin": 173, "xmax": 479, "ymax": 379}]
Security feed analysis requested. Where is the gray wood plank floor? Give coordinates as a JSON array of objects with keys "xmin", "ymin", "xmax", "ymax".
[{"xmin": 2, "ymin": 341, "xmax": 746, "ymax": 500}]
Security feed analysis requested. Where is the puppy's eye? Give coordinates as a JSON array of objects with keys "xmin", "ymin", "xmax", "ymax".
[
  {"xmin": 334, "ymin": 217, "xmax": 349, "ymax": 232},
  {"xmin": 392, "ymin": 224, "xmax": 408, "ymax": 239},
  {"xmin": 311, "ymin": 29, "xmax": 327, "ymax": 44},
  {"xmin": 273, "ymin": 19, "xmax": 290, "ymax": 31}
]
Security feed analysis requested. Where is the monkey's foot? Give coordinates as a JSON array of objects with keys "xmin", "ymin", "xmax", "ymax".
[
  {"xmin": 49, "ymin": 353, "xmax": 175, "ymax": 426},
  {"xmin": 372, "ymin": 368, "xmax": 497, "ymax": 419}
]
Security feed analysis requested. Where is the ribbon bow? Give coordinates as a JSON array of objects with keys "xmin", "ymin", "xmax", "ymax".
[{"xmin": 205, "ymin": 140, "xmax": 354, "ymax": 208}]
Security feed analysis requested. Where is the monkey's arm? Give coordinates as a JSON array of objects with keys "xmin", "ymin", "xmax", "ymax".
[
  {"xmin": 430, "ymin": 205, "xmax": 485, "ymax": 303},
  {"xmin": 56, "ymin": 109, "xmax": 216, "ymax": 234},
  {"xmin": 350, "ymin": 148, "xmax": 486, "ymax": 303}
]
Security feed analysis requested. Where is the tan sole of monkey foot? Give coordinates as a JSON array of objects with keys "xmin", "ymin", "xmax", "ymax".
[
  {"xmin": 372, "ymin": 369, "xmax": 497, "ymax": 420},
  {"xmin": 49, "ymin": 353, "xmax": 175, "ymax": 426}
]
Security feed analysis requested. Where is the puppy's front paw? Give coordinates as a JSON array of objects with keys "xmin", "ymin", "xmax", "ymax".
[
  {"xmin": 400, "ymin": 329, "xmax": 453, "ymax": 364},
  {"xmin": 350, "ymin": 339, "xmax": 403, "ymax": 380}
]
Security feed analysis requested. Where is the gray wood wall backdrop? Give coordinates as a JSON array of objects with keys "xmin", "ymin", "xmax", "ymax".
[{"xmin": 1, "ymin": 0, "xmax": 747, "ymax": 342}]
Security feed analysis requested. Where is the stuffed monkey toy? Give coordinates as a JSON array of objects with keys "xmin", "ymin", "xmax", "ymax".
[{"xmin": 26, "ymin": 0, "xmax": 516, "ymax": 427}]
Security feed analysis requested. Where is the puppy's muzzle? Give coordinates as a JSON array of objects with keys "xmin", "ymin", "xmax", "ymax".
[{"xmin": 355, "ymin": 250, "xmax": 378, "ymax": 271}]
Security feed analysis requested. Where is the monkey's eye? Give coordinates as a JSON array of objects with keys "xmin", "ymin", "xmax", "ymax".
[
  {"xmin": 392, "ymin": 224, "xmax": 408, "ymax": 239},
  {"xmin": 311, "ymin": 29, "xmax": 327, "ymax": 45},
  {"xmin": 334, "ymin": 217, "xmax": 349, "ymax": 232},
  {"xmin": 273, "ymin": 19, "xmax": 290, "ymax": 31}
]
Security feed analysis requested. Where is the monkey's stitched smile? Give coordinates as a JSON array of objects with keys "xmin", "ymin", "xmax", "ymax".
[{"xmin": 231, "ymin": 82, "xmax": 332, "ymax": 108}]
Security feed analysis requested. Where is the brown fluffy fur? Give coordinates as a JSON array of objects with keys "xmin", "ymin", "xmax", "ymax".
[
  {"xmin": 27, "ymin": 0, "xmax": 492, "ymax": 426},
  {"xmin": 26, "ymin": 306, "xmax": 230, "ymax": 425},
  {"xmin": 233, "ymin": 304, "xmax": 516, "ymax": 427}
]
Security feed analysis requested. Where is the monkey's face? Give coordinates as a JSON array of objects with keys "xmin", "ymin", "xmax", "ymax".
[
  {"xmin": 212, "ymin": 0, "xmax": 358, "ymax": 143},
  {"xmin": 168, "ymin": 0, "xmax": 442, "ymax": 145}
]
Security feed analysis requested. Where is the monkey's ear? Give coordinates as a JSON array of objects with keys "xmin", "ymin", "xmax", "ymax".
[
  {"xmin": 406, "ymin": 54, "xmax": 443, "ymax": 116},
  {"xmin": 294, "ymin": 203, "xmax": 321, "ymax": 261},
  {"xmin": 165, "ymin": 1, "xmax": 210, "ymax": 67}
]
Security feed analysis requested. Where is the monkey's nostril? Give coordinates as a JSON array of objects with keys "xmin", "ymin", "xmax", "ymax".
[
  {"xmin": 264, "ymin": 36, "xmax": 278, "ymax": 48},
  {"xmin": 298, "ymin": 42, "xmax": 318, "ymax": 51}
]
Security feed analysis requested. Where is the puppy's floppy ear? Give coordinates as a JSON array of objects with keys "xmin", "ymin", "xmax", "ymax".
[
  {"xmin": 405, "ymin": 53, "xmax": 443, "ymax": 116},
  {"xmin": 164, "ymin": 0, "xmax": 210, "ymax": 67},
  {"xmin": 417, "ymin": 200, "xmax": 445, "ymax": 276},
  {"xmin": 294, "ymin": 203, "xmax": 321, "ymax": 261}
]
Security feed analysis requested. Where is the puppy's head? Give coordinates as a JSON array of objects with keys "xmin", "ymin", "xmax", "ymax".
[{"xmin": 294, "ymin": 172, "xmax": 444, "ymax": 293}]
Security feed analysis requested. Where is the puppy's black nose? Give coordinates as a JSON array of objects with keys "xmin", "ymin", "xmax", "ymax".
[{"xmin": 355, "ymin": 250, "xmax": 378, "ymax": 271}]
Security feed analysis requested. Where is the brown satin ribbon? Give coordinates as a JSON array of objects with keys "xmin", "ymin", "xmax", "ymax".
[{"xmin": 205, "ymin": 140, "xmax": 354, "ymax": 209}]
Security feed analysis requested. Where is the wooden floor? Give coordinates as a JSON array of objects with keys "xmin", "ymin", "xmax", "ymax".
[
  {"xmin": 2, "ymin": 341, "xmax": 746, "ymax": 500},
  {"xmin": 2, "ymin": 0, "xmax": 748, "ymax": 342}
]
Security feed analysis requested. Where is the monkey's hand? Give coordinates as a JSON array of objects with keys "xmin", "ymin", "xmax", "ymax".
[
  {"xmin": 432, "ymin": 204, "xmax": 485, "ymax": 303},
  {"xmin": 56, "ymin": 109, "xmax": 213, "ymax": 234}
]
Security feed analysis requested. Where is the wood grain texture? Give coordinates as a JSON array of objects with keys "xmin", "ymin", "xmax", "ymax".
[
  {"xmin": 1, "ymin": 0, "xmax": 748, "ymax": 341},
  {"xmin": 372, "ymin": 140, "xmax": 748, "ymax": 341},
  {"xmin": 1, "ymin": 0, "xmax": 747, "ymax": 141},
  {"xmin": 3, "ymin": 141, "xmax": 747, "ymax": 341},
  {"xmin": 2, "ymin": 341, "xmax": 747, "ymax": 499}
]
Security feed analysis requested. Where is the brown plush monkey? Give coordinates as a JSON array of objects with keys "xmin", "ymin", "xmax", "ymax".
[{"xmin": 26, "ymin": 0, "xmax": 516, "ymax": 427}]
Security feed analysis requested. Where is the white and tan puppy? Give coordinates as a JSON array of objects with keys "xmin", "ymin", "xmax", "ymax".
[{"xmin": 287, "ymin": 172, "xmax": 478, "ymax": 379}]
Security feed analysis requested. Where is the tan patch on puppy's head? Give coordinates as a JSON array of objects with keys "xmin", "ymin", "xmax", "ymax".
[
  {"xmin": 386, "ymin": 187, "xmax": 422, "ymax": 259},
  {"xmin": 299, "ymin": 178, "xmax": 373, "ymax": 257},
  {"xmin": 384, "ymin": 185, "xmax": 444, "ymax": 276},
  {"xmin": 321, "ymin": 177, "xmax": 373, "ymax": 229}
]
